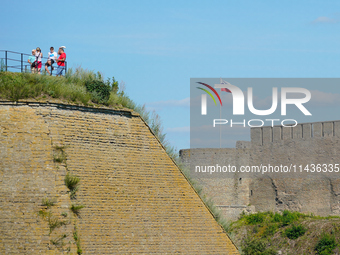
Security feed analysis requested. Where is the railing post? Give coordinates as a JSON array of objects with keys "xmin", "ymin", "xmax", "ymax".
[
  {"xmin": 5, "ymin": 51, "xmax": 7, "ymax": 71},
  {"xmin": 65, "ymin": 61, "xmax": 67, "ymax": 74},
  {"xmin": 21, "ymin": 53, "xmax": 23, "ymax": 73}
]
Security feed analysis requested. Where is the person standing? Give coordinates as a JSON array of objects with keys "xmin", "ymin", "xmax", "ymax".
[
  {"xmin": 27, "ymin": 49, "xmax": 36, "ymax": 73},
  {"xmin": 45, "ymin": 47, "xmax": 57, "ymax": 75},
  {"xmin": 35, "ymin": 47, "xmax": 43, "ymax": 74},
  {"xmin": 56, "ymin": 46, "xmax": 66, "ymax": 77}
]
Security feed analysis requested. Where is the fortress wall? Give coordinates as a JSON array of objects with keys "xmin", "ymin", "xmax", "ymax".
[
  {"xmin": 248, "ymin": 126, "xmax": 340, "ymax": 216},
  {"xmin": 180, "ymin": 120, "xmax": 340, "ymax": 220},
  {"xmin": 0, "ymin": 102, "xmax": 238, "ymax": 255},
  {"xmin": 251, "ymin": 120, "xmax": 340, "ymax": 145}
]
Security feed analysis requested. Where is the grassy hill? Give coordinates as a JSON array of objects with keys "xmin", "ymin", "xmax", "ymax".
[
  {"xmin": 228, "ymin": 211, "xmax": 340, "ymax": 255},
  {"xmin": 0, "ymin": 69, "xmax": 178, "ymax": 159},
  {"xmin": 0, "ymin": 68, "xmax": 125, "ymax": 108}
]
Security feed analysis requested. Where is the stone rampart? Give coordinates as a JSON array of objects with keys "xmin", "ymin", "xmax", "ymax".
[{"xmin": 0, "ymin": 101, "xmax": 238, "ymax": 254}]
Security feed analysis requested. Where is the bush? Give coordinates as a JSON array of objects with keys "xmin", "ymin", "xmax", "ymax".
[
  {"xmin": 284, "ymin": 224, "xmax": 306, "ymax": 239},
  {"xmin": 315, "ymin": 233, "xmax": 337, "ymax": 255},
  {"xmin": 244, "ymin": 213, "xmax": 266, "ymax": 225},
  {"xmin": 272, "ymin": 210, "xmax": 302, "ymax": 226},
  {"xmin": 242, "ymin": 238, "xmax": 277, "ymax": 255},
  {"xmin": 281, "ymin": 210, "xmax": 301, "ymax": 225},
  {"xmin": 272, "ymin": 212, "xmax": 283, "ymax": 222},
  {"xmin": 85, "ymin": 79, "xmax": 110, "ymax": 104},
  {"xmin": 263, "ymin": 224, "xmax": 278, "ymax": 237}
]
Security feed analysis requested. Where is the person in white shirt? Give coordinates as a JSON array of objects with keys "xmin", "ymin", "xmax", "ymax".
[
  {"xmin": 35, "ymin": 47, "xmax": 43, "ymax": 74},
  {"xmin": 45, "ymin": 47, "xmax": 57, "ymax": 75}
]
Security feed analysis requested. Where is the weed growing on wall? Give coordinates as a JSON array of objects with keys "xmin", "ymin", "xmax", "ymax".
[
  {"xmin": 50, "ymin": 234, "xmax": 68, "ymax": 248},
  {"xmin": 64, "ymin": 173, "xmax": 80, "ymax": 199},
  {"xmin": 38, "ymin": 204, "xmax": 67, "ymax": 235},
  {"xmin": 52, "ymin": 144, "xmax": 84, "ymax": 253},
  {"xmin": 73, "ymin": 225, "xmax": 82, "ymax": 255},
  {"xmin": 41, "ymin": 198, "xmax": 56, "ymax": 208},
  {"xmin": 70, "ymin": 204, "xmax": 85, "ymax": 216}
]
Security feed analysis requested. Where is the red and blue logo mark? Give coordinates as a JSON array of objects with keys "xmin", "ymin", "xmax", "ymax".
[
  {"xmin": 196, "ymin": 82, "xmax": 231, "ymax": 106},
  {"xmin": 196, "ymin": 80, "xmax": 312, "ymax": 117}
]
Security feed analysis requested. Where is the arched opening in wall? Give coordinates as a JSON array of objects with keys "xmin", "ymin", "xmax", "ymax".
[
  {"xmin": 239, "ymin": 178, "xmax": 242, "ymax": 184},
  {"xmin": 250, "ymin": 190, "xmax": 253, "ymax": 196}
]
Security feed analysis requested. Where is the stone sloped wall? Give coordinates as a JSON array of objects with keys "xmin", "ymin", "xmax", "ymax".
[{"xmin": 0, "ymin": 102, "xmax": 238, "ymax": 254}]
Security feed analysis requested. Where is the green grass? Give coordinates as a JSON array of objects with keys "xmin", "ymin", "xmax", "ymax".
[
  {"xmin": 228, "ymin": 211, "xmax": 340, "ymax": 254},
  {"xmin": 242, "ymin": 238, "xmax": 277, "ymax": 255},
  {"xmin": 0, "ymin": 68, "xmax": 129, "ymax": 108}
]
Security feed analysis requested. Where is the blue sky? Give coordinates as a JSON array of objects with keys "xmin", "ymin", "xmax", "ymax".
[{"xmin": 1, "ymin": 0, "xmax": 340, "ymax": 151}]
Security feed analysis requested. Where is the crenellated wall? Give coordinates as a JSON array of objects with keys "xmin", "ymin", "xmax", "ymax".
[
  {"xmin": 180, "ymin": 120, "xmax": 340, "ymax": 221},
  {"xmin": 251, "ymin": 120, "xmax": 340, "ymax": 146},
  {"xmin": 0, "ymin": 101, "xmax": 238, "ymax": 254}
]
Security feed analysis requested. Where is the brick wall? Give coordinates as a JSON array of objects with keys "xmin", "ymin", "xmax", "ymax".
[{"xmin": 0, "ymin": 101, "xmax": 238, "ymax": 254}]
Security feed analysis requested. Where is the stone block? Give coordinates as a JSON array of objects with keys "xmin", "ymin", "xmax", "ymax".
[
  {"xmin": 282, "ymin": 126, "xmax": 292, "ymax": 140},
  {"xmin": 323, "ymin": 122, "xmax": 333, "ymax": 137},
  {"xmin": 335, "ymin": 121, "xmax": 340, "ymax": 138},
  {"xmin": 293, "ymin": 124, "xmax": 302, "ymax": 139},
  {"xmin": 302, "ymin": 123, "xmax": 311, "ymax": 139},
  {"xmin": 273, "ymin": 126, "xmax": 281, "ymax": 142},
  {"xmin": 251, "ymin": 127, "xmax": 262, "ymax": 146},
  {"xmin": 262, "ymin": 127, "xmax": 272, "ymax": 145},
  {"xmin": 313, "ymin": 122, "xmax": 322, "ymax": 137}
]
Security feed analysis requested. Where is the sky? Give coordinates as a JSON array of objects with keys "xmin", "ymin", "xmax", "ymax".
[{"xmin": 1, "ymin": 0, "xmax": 340, "ymax": 151}]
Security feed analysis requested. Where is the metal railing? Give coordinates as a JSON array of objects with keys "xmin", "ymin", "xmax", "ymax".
[{"xmin": 0, "ymin": 50, "xmax": 67, "ymax": 76}]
